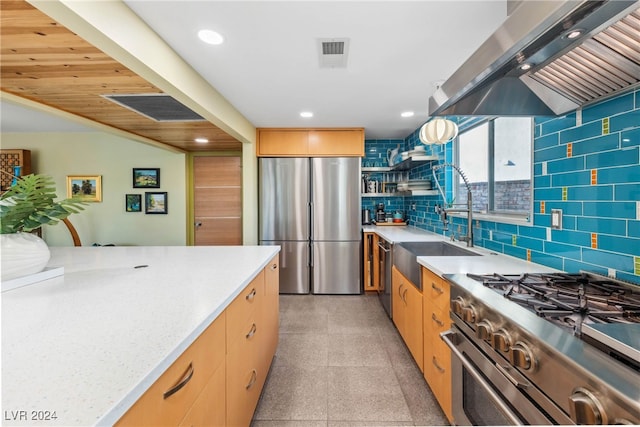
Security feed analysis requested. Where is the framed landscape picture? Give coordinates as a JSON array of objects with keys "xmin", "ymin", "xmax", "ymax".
[
  {"xmin": 133, "ymin": 168, "xmax": 160, "ymax": 188},
  {"xmin": 125, "ymin": 194, "xmax": 142, "ymax": 212},
  {"xmin": 145, "ymin": 192, "xmax": 168, "ymax": 214},
  {"xmin": 67, "ymin": 175, "xmax": 102, "ymax": 202}
]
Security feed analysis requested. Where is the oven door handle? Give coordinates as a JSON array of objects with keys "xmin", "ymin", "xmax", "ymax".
[{"xmin": 441, "ymin": 330, "xmax": 525, "ymax": 426}]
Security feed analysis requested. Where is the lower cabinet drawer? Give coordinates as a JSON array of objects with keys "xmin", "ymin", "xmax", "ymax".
[
  {"xmin": 430, "ymin": 306, "xmax": 452, "ymax": 422},
  {"xmin": 116, "ymin": 314, "xmax": 226, "ymax": 426},
  {"xmin": 226, "ymin": 322, "xmax": 264, "ymax": 427},
  {"xmin": 226, "ymin": 271, "xmax": 264, "ymax": 349},
  {"xmin": 179, "ymin": 363, "xmax": 226, "ymax": 427}
]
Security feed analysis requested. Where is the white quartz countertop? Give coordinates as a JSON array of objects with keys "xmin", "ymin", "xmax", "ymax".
[
  {"xmin": 362, "ymin": 225, "xmax": 444, "ymax": 243},
  {"xmin": 363, "ymin": 225, "xmax": 559, "ymax": 276},
  {"xmin": 417, "ymin": 252, "xmax": 559, "ymax": 277},
  {"xmin": 1, "ymin": 245, "xmax": 280, "ymax": 427}
]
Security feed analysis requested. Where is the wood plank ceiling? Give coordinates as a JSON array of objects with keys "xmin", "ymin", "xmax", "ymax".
[{"xmin": 0, "ymin": 0, "xmax": 242, "ymax": 152}]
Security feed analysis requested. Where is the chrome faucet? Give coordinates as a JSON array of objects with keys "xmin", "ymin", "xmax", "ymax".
[{"xmin": 432, "ymin": 163, "xmax": 474, "ymax": 247}]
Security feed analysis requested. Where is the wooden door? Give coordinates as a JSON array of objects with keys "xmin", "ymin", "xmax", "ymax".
[{"xmin": 193, "ymin": 156, "xmax": 242, "ymax": 245}]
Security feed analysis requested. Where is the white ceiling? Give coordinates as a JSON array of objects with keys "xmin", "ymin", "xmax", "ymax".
[{"xmin": 2, "ymin": 1, "xmax": 508, "ymax": 140}]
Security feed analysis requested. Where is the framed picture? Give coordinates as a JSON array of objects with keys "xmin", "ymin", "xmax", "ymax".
[
  {"xmin": 133, "ymin": 168, "xmax": 160, "ymax": 188},
  {"xmin": 67, "ymin": 175, "xmax": 102, "ymax": 202},
  {"xmin": 125, "ymin": 194, "xmax": 142, "ymax": 212},
  {"xmin": 145, "ymin": 192, "xmax": 168, "ymax": 214}
]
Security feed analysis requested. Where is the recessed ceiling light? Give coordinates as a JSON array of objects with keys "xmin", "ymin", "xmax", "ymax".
[
  {"xmin": 194, "ymin": 137, "xmax": 209, "ymax": 143},
  {"xmin": 300, "ymin": 111, "xmax": 313, "ymax": 118},
  {"xmin": 401, "ymin": 111, "xmax": 414, "ymax": 118},
  {"xmin": 198, "ymin": 29, "xmax": 224, "ymax": 45},
  {"xmin": 563, "ymin": 29, "xmax": 583, "ymax": 40},
  {"xmin": 520, "ymin": 63, "xmax": 532, "ymax": 71}
]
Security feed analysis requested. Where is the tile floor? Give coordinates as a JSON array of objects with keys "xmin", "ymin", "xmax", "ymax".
[{"xmin": 252, "ymin": 293, "xmax": 449, "ymax": 426}]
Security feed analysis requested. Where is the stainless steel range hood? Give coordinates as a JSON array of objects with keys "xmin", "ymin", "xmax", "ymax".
[{"xmin": 429, "ymin": 1, "xmax": 640, "ymax": 117}]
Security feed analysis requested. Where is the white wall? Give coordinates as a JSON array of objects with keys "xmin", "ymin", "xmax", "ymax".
[{"xmin": 2, "ymin": 132, "xmax": 187, "ymax": 246}]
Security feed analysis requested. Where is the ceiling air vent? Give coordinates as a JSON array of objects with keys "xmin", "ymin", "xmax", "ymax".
[
  {"xmin": 318, "ymin": 38, "xmax": 350, "ymax": 68},
  {"xmin": 102, "ymin": 94, "xmax": 205, "ymax": 122}
]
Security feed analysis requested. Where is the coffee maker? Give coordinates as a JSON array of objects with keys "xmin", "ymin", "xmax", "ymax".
[{"xmin": 375, "ymin": 203, "xmax": 386, "ymax": 223}]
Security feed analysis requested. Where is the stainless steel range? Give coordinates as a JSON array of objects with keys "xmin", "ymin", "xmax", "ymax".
[{"xmin": 441, "ymin": 271, "xmax": 640, "ymax": 425}]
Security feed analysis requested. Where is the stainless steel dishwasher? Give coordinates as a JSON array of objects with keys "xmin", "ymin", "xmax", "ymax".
[{"xmin": 377, "ymin": 236, "xmax": 393, "ymax": 318}]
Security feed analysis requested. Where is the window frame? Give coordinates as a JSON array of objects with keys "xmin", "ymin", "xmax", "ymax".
[{"xmin": 453, "ymin": 117, "xmax": 534, "ymax": 224}]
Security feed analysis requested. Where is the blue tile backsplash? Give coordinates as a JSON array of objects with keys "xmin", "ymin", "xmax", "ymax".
[{"xmin": 364, "ymin": 88, "xmax": 640, "ymax": 285}]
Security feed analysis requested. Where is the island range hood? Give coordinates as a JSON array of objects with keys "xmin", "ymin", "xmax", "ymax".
[{"xmin": 429, "ymin": 1, "xmax": 640, "ymax": 117}]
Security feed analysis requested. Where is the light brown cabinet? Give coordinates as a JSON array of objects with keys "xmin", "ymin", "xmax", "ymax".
[
  {"xmin": 263, "ymin": 257, "xmax": 280, "ymax": 362},
  {"xmin": 256, "ymin": 129, "xmax": 309, "ymax": 156},
  {"xmin": 117, "ymin": 255, "xmax": 279, "ymax": 427},
  {"xmin": 372, "ymin": 234, "xmax": 380, "ymax": 291},
  {"xmin": 256, "ymin": 128, "xmax": 364, "ymax": 157},
  {"xmin": 422, "ymin": 267, "xmax": 453, "ymax": 422},
  {"xmin": 115, "ymin": 313, "xmax": 226, "ymax": 426},
  {"xmin": 392, "ymin": 266, "xmax": 423, "ymax": 372},
  {"xmin": 363, "ymin": 232, "xmax": 377, "ymax": 291}
]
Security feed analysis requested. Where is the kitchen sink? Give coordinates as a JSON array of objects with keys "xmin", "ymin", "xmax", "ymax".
[{"xmin": 394, "ymin": 241, "xmax": 480, "ymax": 289}]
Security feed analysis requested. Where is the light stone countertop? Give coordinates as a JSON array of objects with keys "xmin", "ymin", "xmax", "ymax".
[
  {"xmin": 1, "ymin": 245, "xmax": 280, "ymax": 427},
  {"xmin": 362, "ymin": 225, "xmax": 559, "ymax": 276},
  {"xmin": 362, "ymin": 224, "xmax": 444, "ymax": 243}
]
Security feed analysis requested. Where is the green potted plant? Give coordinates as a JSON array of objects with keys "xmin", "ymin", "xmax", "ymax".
[{"xmin": 0, "ymin": 173, "xmax": 86, "ymax": 281}]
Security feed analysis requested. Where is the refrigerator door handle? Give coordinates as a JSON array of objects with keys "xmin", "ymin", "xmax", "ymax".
[
  {"xmin": 309, "ymin": 201, "xmax": 314, "ymax": 241},
  {"xmin": 309, "ymin": 242, "xmax": 313, "ymax": 268}
]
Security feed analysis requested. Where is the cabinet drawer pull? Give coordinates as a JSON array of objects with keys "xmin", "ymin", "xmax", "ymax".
[
  {"xmin": 432, "ymin": 313, "xmax": 444, "ymax": 327},
  {"xmin": 270, "ymin": 263, "xmax": 278, "ymax": 271},
  {"xmin": 431, "ymin": 282, "xmax": 443, "ymax": 294},
  {"xmin": 246, "ymin": 323, "xmax": 257, "ymax": 339},
  {"xmin": 402, "ymin": 288, "xmax": 408, "ymax": 304},
  {"xmin": 246, "ymin": 288, "xmax": 257, "ymax": 301},
  {"xmin": 398, "ymin": 284, "xmax": 404, "ymax": 297},
  {"xmin": 432, "ymin": 356, "xmax": 445, "ymax": 373},
  {"xmin": 246, "ymin": 369, "xmax": 257, "ymax": 390},
  {"xmin": 163, "ymin": 362, "xmax": 194, "ymax": 399}
]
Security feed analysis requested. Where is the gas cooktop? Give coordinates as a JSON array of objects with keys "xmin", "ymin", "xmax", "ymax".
[{"xmin": 467, "ymin": 271, "xmax": 640, "ymax": 367}]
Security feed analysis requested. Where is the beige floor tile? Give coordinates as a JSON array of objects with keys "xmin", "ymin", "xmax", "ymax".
[
  {"xmin": 254, "ymin": 365, "xmax": 328, "ymax": 421},
  {"xmin": 254, "ymin": 293, "xmax": 450, "ymax": 426},
  {"xmin": 328, "ymin": 366, "xmax": 412, "ymax": 422},
  {"xmin": 328, "ymin": 333, "xmax": 391, "ymax": 367},
  {"xmin": 273, "ymin": 333, "xmax": 329, "ymax": 367}
]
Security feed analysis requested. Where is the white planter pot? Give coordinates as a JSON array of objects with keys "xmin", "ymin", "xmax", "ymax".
[{"xmin": 1, "ymin": 232, "xmax": 51, "ymax": 281}]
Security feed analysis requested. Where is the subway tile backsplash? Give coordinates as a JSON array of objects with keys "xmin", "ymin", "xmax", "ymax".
[{"xmin": 364, "ymin": 88, "xmax": 640, "ymax": 284}]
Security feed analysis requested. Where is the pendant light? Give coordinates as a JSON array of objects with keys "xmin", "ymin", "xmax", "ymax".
[{"xmin": 419, "ymin": 118, "xmax": 458, "ymax": 144}]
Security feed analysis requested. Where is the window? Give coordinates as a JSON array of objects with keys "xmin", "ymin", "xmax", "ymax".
[{"xmin": 455, "ymin": 117, "xmax": 533, "ymax": 219}]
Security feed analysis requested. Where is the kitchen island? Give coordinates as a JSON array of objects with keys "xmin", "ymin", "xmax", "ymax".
[{"xmin": 2, "ymin": 245, "xmax": 280, "ymax": 426}]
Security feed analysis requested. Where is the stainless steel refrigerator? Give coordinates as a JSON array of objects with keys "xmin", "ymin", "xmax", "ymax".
[{"xmin": 259, "ymin": 157, "xmax": 362, "ymax": 294}]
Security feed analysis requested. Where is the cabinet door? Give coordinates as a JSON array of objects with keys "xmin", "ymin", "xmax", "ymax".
[
  {"xmin": 363, "ymin": 232, "xmax": 377, "ymax": 291},
  {"xmin": 423, "ymin": 267, "xmax": 450, "ymax": 311},
  {"xmin": 308, "ymin": 129, "xmax": 364, "ymax": 156},
  {"xmin": 372, "ymin": 234, "xmax": 380, "ymax": 290},
  {"xmin": 226, "ymin": 271, "xmax": 264, "ymax": 349},
  {"xmin": 257, "ymin": 130, "xmax": 308, "ymax": 156},
  {"xmin": 421, "ymin": 267, "xmax": 453, "ymax": 423},
  {"xmin": 179, "ymin": 363, "xmax": 226, "ymax": 427},
  {"xmin": 116, "ymin": 314, "xmax": 226, "ymax": 427},
  {"xmin": 391, "ymin": 266, "xmax": 405, "ymax": 333},
  {"xmin": 226, "ymin": 313, "xmax": 263, "ymax": 427},
  {"xmin": 262, "ymin": 255, "xmax": 280, "ymax": 367},
  {"xmin": 404, "ymin": 283, "xmax": 423, "ymax": 373},
  {"xmin": 430, "ymin": 304, "xmax": 452, "ymax": 422}
]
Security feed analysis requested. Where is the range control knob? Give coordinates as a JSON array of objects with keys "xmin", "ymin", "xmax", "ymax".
[
  {"xmin": 569, "ymin": 388, "xmax": 607, "ymax": 425},
  {"xmin": 451, "ymin": 297, "xmax": 465, "ymax": 315},
  {"xmin": 510, "ymin": 341, "xmax": 535, "ymax": 371},
  {"xmin": 475, "ymin": 320, "xmax": 494, "ymax": 342},
  {"xmin": 492, "ymin": 328, "xmax": 512, "ymax": 352},
  {"xmin": 462, "ymin": 305, "xmax": 477, "ymax": 323}
]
